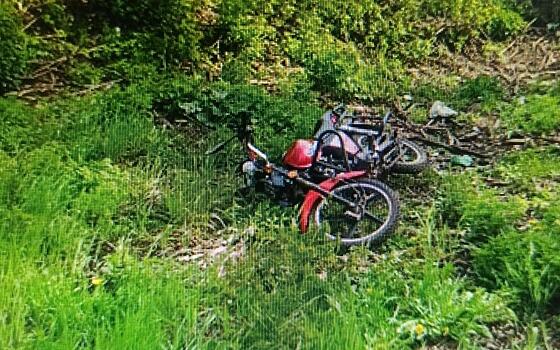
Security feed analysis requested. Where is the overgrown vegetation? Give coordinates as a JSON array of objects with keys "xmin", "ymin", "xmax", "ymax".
[
  {"xmin": 0, "ymin": 3, "xmax": 28, "ymax": 93},
  {"xmin": 0, "ymin": 0, "xmax": 530, "ymax": 99},
  {"xmin": 504, "ymin": 94, "xmax": 560, "ymax": 134},
  {"xmin": 2, "ymin": 73, "xmax": 559, "ymax": 348},
  {"xmin": 1, "ymin": 1, "xmax": 559, "ymax": 349}
]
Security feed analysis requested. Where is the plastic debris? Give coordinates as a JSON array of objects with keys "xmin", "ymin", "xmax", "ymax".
[
  {"xmin": 450, "ymin": 155, "xmax": 474, "ymax": 167},
  {"xmin": 429, "ymin": 101, "xmax": 459, "ymax": 119}
]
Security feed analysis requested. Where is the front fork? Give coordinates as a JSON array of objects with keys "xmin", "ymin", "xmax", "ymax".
[
  {"xmin": 242, "ymin": 159, "xmax": 368, "ymax": 232},
  {"xmin": 298, "ymin": 171, "xmax": 367, "ymax": 233}
]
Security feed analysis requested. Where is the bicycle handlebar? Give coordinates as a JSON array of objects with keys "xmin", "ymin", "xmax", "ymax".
[
  {"xmin": 336, "ymin": 124, "xmax": 379, "ymax": 137},
  {"xmin": 382, "ymin": 111, "xmax": 393, "ymax": 125}
]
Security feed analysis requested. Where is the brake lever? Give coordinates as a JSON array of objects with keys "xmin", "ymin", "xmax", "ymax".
[{"xmin": 332, "ymin": 103, "xmax": 347, "ymax": 117}]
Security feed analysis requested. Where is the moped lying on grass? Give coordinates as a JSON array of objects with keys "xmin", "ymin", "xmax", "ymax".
[{"xmin": 207, "ymin": 118, "xmax": 399, "ymax": 247}]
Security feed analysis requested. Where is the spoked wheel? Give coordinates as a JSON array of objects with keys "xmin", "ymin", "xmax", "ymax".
[
  {"xmin": 391, "ymin": 139, "xmax": 428, "ymax": 174},
  {"xmin": 314, "ymin": 179, "xmax": 399, "ymax": 247}
]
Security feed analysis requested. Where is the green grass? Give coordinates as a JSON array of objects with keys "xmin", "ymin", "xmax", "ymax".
[
  {"xmin": 0, "ymin": 148, "xmax": 210, "ymax": 348},
  {"xmin": 503, "ymin": 94, "xmax": 560, "ymax": 134},
  {"xmin": 1, "ymin": 78, "xmax": 559, "ymax": 349},
  {"xmin": 493, "ymin": 147, "xmax": 560, "ymax": 193}
]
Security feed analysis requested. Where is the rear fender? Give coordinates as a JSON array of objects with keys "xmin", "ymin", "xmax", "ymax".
[{"xmin": 299, "ymin": 171, "xmax": 366, "ymax": 232}]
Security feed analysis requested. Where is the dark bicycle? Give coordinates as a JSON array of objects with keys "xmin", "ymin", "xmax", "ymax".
[{"xmin": 312, "ymin": 100, "xmax": 429, "ymax": 179}]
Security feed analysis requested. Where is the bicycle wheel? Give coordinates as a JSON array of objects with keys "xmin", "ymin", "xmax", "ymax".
[
  {"xmin": 391, "ymin": 139, "xmax": 428, "ymax": 174},
  {"xmin": 313, "ymin": 179, "xmax": 399, "ymax": 247}
]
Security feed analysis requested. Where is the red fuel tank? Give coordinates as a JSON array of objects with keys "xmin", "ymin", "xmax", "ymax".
[{"xmin": 282, "ymin": 139, "xmax": 316, "ymax": 169}]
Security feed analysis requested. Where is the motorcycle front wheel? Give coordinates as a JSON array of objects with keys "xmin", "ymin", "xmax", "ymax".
[
  {"xmin": 391, "ymin": 139, "xmax": 428, "ymax": 174},
  {"xmin": 313, "ymin": 179, "xmax": 399, "ymax": 247}
]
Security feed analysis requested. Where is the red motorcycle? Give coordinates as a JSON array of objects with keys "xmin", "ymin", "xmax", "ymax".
[{"xmin": 208, "ymin": 119, "xmax": 400, "ymax": 247}]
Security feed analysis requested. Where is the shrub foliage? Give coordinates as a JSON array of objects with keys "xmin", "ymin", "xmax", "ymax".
[{"xmin": 0, "ymin": 0, "xmax": 528, "ymax": 98}]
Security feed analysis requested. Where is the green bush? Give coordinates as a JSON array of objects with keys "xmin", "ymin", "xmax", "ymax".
[
  {"xmin": 303, "ymin": 42, "xmax": 363, "ymax": 98},
  {"xmin": 214, "ymin": 0, "xmax": 526, "ymax": 73},
  {"xmin": 24, "ymin": 0, "xmax": 73, "ymax": 35},
  {"xmin": 72, "ymin": 84, "xmax": 171, "ymax": 162},
  {"xmin": 452, "ymin": 76, "xmax": 505, "ymax": 110},
  {"xmin": 152, "ymin": 78, "xmax": 322, "ymax": 155},
  {"xmin": 220, "ymin": 57, "xmax": 252, "ymax": 84},
  {"xmin": 421, "ymin": 0, "xmax": 524, "ymax": 50},
  {"xmin": 1, "ymin": 0, "xmax": 528, "ymax": 92},
  {"xmin": 66, "ymin": 61, "xmax": 104, "ymax": 85},
  {"xmin": 0, "ymin": 151, "xmax": 17, "ymax": 207},
  {"xmin": 486, "ymin": 6, "xmax": 527, "ymax": 40},
  {"xmin": 291, "ymin": 34, "xmax": 407, "ymax": 100},
  {"xmin": 276, "ymin": 69, "xmax": 318, "ymax": 102},
  {"xmin": 67, "ymin": 0, "xmax": 204, "ymax": 64},
  {"xmin": 0, "ymin": 98, "xmax": 56, "ymax": 154},
  {"xmin": 311, "ymin": 0, "xmax": 524, "ymax": 55},
  {"xmin": 0, "ymin": 3, "xmax": 28, "ymax": 93},
  {"xmin": 437, "ymin": 175, "xmax": 475, "ymax": 228},
  {"xmin": 396, "ymin": 264, "xmax": 514, "ymax": 346},
  {"xmin": 461, "ymin": 189, "xmax": 527, "ymax": 241},
  {"xmin": 542, "ymin": 196, "xmax": 560, "ymax": 231},
  {"xmin": 532, "ymin": 0, "xmax": 560, "ymax": 24},
  {"xmin": 474, "ymin": 229, "xmax": 560, "ymax": 315},
  {"xmin": 201, "ymin": 83, "xmax": 321, "ymax": 154}
]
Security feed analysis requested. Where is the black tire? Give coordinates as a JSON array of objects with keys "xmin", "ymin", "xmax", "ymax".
[
  {"xmin": 391, "ymin": 139, "xmax": 428, "ymax": 174},
  {"xmin": 313, "ymin": 179, "xmax": 399, "ymax": 247}
]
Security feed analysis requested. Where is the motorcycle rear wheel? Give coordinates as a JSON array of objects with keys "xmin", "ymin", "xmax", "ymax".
[{"xmin": 313, "ymin": 179, "xmax": 399, "ymax": 247}]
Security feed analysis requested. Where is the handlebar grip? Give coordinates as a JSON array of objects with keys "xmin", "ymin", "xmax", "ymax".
[{"xmin": 247, "ymin": 143, "xmax": 268, "ymax": 162}]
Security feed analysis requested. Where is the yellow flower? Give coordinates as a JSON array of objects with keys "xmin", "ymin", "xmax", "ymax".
[
  {"xmin": 415, "ymin": 323, "xmax": 425, "ymax": 336},
  {"xmin": 528, "ymin": 218, "xmax": 539, "ymax": 225},
  {"xmin": 91, "ymin": 276, "xmax": 104, "ymax": 286}
]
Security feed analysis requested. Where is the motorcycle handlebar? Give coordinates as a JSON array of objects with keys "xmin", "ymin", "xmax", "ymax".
[
  {"xmin": 247, "ymin": 143, "xmax": 268, "ymax": 162},
  {"xmin": 332, "ymin": 103, "xmax": 347, "ymax": 117}
]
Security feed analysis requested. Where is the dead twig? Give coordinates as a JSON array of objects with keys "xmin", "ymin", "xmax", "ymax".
[
  {"xmin": 73, "ymin": 80, "xmax": 122, "ymax": 96},
  {"xmin": 538, "ymin": 136, "xmax": 560, "ymax": 144},
  {"xmin": 500, "ymin": 39, "xmax": 518, "ymax": 56},
  {"xmin": 411, "ymin": 135, "xmax": 493, "ymax": 159}
]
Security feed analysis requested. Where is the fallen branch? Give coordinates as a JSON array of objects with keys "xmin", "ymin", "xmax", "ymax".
[
  {"xmin": 410, "ymin": 135, "xmax": 493, "ymax": 158},
  {"xmin": 73, "ymin": 80, "xmax": 122, "ymax": 96},
  {"xmin": 538, "ymin": 136, "xmax": 560, "ymax": 145}
]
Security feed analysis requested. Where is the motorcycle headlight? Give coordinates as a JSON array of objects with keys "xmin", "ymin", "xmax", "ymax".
[{"xmin": 242, "ymin": 161, "xmax": 257, "ymax": 186}]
